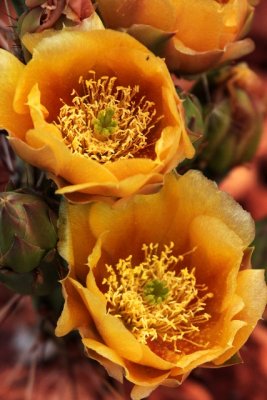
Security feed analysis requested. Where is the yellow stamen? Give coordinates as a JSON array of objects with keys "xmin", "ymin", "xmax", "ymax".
[
  {"xmin": 103, "ymin": 243, "xmax": 213, "ymax": 354},
  {"xmin": 55, "ymin": 71, "xmax": 162, "ymax": 163}
]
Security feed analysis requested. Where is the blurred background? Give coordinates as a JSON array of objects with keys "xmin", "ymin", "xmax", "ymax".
[{"xmin": 0, "ymin": 1, "xmax": 267, "ymax": 399}]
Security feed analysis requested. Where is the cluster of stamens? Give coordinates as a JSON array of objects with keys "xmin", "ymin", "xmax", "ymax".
[
  {"xmin": 103, "ymin": 243, "xmax": 213, "ymax": 354},
  {"xmin": 55, "ymin": 71, "xmax": 161, "ymax": 163}
]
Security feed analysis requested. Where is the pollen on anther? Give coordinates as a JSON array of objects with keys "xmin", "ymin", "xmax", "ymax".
[
  {"xmin": 55, "ymin": 71, "xmax": 163, "ymax": 163},
  {"xmin": 103, "ymin": 242, "xmax": 213, "ymax": 356}
]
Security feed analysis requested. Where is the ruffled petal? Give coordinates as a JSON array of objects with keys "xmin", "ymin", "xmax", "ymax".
[
  {"xmin": 213, "ymin": 269, "xmax": 267, "ymax": 365},
  {"xmin": 88, "ymin": 171, "xmax": 254, "ymax": 262},
  {"xmin": 0, "ymin": 50, "xmax": 32, "ymax": 138}
]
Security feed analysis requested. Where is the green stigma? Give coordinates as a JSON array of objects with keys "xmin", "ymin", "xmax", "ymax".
[
  {"xmin": 143, "ymin": 279, "xmax": 169, "ymax": 304},
  {"xmin": 93, "ymin": 107, "xmax": 118, "ymax": 140}
]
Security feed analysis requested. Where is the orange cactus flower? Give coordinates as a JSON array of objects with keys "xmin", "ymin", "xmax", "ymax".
[
  {"xmin": 56, "ymin": 171, "xmax": 267, "ymax": 399},
  {"xmin": 0, "ymin": 30, "xmax": 194, "ymax": 202},
  {"xmin": 97, "ymin": 0, "xmax": 255, "ymax": 74}
]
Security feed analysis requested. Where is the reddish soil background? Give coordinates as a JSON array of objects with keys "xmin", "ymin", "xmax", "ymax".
[{"xmin": 1, "ymin": 1, "xmax": 267, "ymax": 400}]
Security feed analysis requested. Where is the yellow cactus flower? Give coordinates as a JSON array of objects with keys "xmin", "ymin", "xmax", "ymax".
[
  {"xmin": 0, "ymin": 30, "xmax": 194, "ymax": 202},
  {"xmin": 97, "ymin": 0, "xmax": 256, "ymax": 74},
  {"xmin": 56, "ymin": 171, "xmax": 267, "ymax": 399}
]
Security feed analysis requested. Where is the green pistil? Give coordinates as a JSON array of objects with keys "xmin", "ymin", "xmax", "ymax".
[
  {"xmin": 93, "ymin": 108, "xmax": 118, "ymax": 140},
  {"xmin": 143, "ymin": 279, "xmax": 169, "ymax": 304}
]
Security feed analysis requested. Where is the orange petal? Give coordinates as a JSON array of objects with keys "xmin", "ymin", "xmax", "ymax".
[
  {"xmin": 73, "ymin": 273, "xmax": 175, "ymax": 370},
  {"xmin": 82, "ymin": 338, "xmax": 171, "ymax": 394},
  {"xmin": 168, "ymin": 293, "xmax": 245, "ymax": 375},
  {"xmin": 189, "ymin": 215, "xmax": 244, "ymax": 312},
  {"xmin": 82, "ymin": 337, "xmax": 125, "ymax": 382},
  {"xmin": 88, "ymin": 171, "xmax": 254, "ymax": 263},
  {"xmin": 14, "ymin": 30, "xmax": 164, "ymax": 117},
  {"xmin": 9, "ymin": 136, "xmax": 60, "ymax": 174},
  {"xmin": 173, "ymin": 171, "xmax": 255, "ymax": 247},
  {"xmin": 171, "ymin": 0, "xmax": 248, "ymax": 51},
  {"xmin": 163, "ymin": 38, "xmax": 223, "ymax": 74},
  {"xmin": 55, "ymin": 278, "xmax": 92, "ymax": 336},
  {"xmin": 56, "ymin": 171, "xmax": 163, "ymax": 199},
  {"xmin": 29, "ymin": 131, "xmax": 118, "ymax": 185},
  {"xmin": 25, "ymin": 84, "xmax": 119, "ymax": 184},
  {"xmin": 97, "ymin": 0, "xmax": 176, "ymax": 30},
  {"xmin": 106, "ymin": 158, "xmax": 159, "ymax": 179},
  {"xmin": 220, "ymin": 38, "xmax": 255, "ymax": 64},
  {"xmin": 58, "ymin": 201, "xmax": 94, "ymax": 283},
  {"xmin": 0, "ymin": 49, "xmax": 32, "ymax": 138},
  {"xmin": 70, "ymin": 277, "xmax": 144, "ymax": 363},
  {"xmin": 213, "ymin": 269, "xmax": 267, "ymax": 365}
]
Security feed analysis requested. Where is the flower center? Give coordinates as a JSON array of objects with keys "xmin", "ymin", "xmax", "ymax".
[
  {"xmin": 143, "ymin": 279, "xmax": 169, "ymax": 304},
  {"xmin": 103, "ymin": 243, "xmax": 213, "ymax": 354},
  {"xmin": 55, "ymin": 71, "xmax": 161, "ymax": 163}
]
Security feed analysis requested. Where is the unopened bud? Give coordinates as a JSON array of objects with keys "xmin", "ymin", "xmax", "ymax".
[
  {"xmin": 191, "ymin": 64, "xmax": 266, "ymax": 178},
  {"xmin": 0, "ymin": 191, "xmax": 57, "ymax": 273}
]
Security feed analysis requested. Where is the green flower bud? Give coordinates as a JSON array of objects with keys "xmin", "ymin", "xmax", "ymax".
[
  {"xmin": 0, "ymin": 191, "xmax": 57, "ymax": 274},
  {"xmin": 176, "ymin": 91, "xmax": 204, "ymax": 174},
  {"xmin": 0, "ymin": 249, "xmax": 63, "ymax": 296},
  {"xmin": 191, "ymin": 63, "xmax": 265, "ymax": 179},
  {"xmin": 180, "ymin": 92, "xmax": 204, "ymax": 137}
]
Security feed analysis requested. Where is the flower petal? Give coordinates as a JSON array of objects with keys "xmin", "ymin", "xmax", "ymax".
[
  {"xmin": 58, "ymin": 201, "xmax": 93, "ymax": 283},
  {"xmin": 82, "ymin": 337, "xmax": 171, "ymax": 396},
  {"xmin": 70, "ymin": 277, "xmax": 144, "ymax": 362},
  {"xmin": 73, "ymin": 274, "xmax": 176, "ymax": 370},
  {"xmin": 213, "ymin": 269, "xmax": 267, "ymax": 365},
  {"xmin": 189, "ymin": 215, "xmax": 244, "ymax": 312},
  {"xmin": 173, "ymin": 171, "xmax": 255, "ymax": 247},
  {"xmin": 24, "ymin": 85, "xmax": 119, "ymax": 183},
  {"xmin": 14, "ymin": 30, "xmax": 171, "ymax": 118},
  {"xmin": 163, "ymin": 38, "xmax": 223, "ymax": 74},
  {"xmin": 89, "ymin": 171, "xmax": 254, "ymax": 262},
  {"xmin": 55, "ymin": 278, "xmax": 92, "ymax": 336},
  {"xmin": 82, "ymin": 337, "xmax": 125, "ymax": 382},
  {"xmin": 220, "ymin": 38, "xmax": 255, "ymax": 64},
  {"xmin": 0, "ymin": 50, "xmax": 31, "ymax": 138}
]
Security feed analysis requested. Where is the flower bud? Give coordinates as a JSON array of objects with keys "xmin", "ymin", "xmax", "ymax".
[
  {"xmin": 0, "ymin": 191, "xmax": 62, "ymax": 295},
  {"xmin": 0, "ymin": 249, "xmax": 63, "ymax": 296},
  {"xmin": 176, "ymin": 91, "xmax": 204, "ymax": 173},
  {"xmin": 180, "ymin": 92, "xmax": 204, "ymax": 138},
  {"xmin": 0, "ymin": 191, "xmax": 57, "ymax": 273},
  {"xmin": 192, "ymin": 64, "xmax": 266, "ymax": 178}
]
